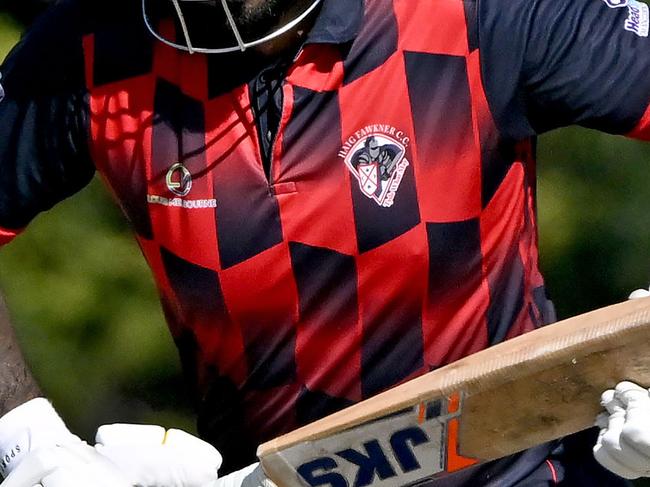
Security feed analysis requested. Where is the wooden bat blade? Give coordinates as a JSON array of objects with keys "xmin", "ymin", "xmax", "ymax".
[{"xmin": 257, "ymin": 298, "xmax": 650, "ymax": 487}]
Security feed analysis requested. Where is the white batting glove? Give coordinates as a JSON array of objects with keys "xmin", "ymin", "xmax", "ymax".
[
  {"xmin": 216, "ymin": 463, "xmax": 276, "ymax": 487},
  {"xmin": 628, "ymin": 286, "xmax": 650, "ymax": 299},
  {"xmin": 0, "ymin": 398, "xmax": 129, "ymax": 487},
  {"xmin": 1, "ymin": 442, "xmax": 131, "ymax": 487},
  {"xmin": 0, "ymin": 398, "xmax": 79, "ymax": 479},
  {"xmin": 94, "ymin": 424, "xmax": 277, "ymax": 487},
  {"xmin": 593, "ymin": 381, "xmax": 650, "ymax": 479},
  {"xmin": 95, "ymin": 423, "xmax": 222, "ymax": 486}
]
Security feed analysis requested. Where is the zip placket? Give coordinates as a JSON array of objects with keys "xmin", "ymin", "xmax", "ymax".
[{"xmin": 250, "ymin": 63, "xmax": 288, "ymax": 184}]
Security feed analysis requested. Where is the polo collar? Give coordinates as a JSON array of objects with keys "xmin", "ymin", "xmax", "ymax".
[{"xmin": 305, "ymin": 0, "xmax": 364, "ymax": 45}]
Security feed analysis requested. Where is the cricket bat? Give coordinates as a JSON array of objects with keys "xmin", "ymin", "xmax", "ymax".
[{"xmin": 257, "ymin": 297, "xmax": 650, "ymax": 487}]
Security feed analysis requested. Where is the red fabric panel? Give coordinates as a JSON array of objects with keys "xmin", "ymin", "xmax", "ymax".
[
  {"xmin": 82, "ymin": 35, "xmax": 95, "ymax": 90},
  {"xmin": 480, "ymin": 162, "xmax": 528, "ymax": 335},
  {"xmin": 286, "ymin": 44, "xmax": 345, "ymax": 92},
  {"xmin": 627, "ymin": 103, "xmax": 650, "ymax": 140},
  {"xmin": 219, "ymin": 241, "xmax": 298, "ymax": 387},
  {"xmin": 357, "ymin": 224, "xmax": 428, "ymax": 391},
  {"xmin": 0, "ymin": 227, "xmax": 21, "ymax": 246},
  {"xmin": 146, "ymin": 85, "xmax": 218, "ymax": 270},
  {"xmin": 404, "ymin": 52, "xmax": 482, "ymax": 223},
  {"xmin": 467, "ymin": 49, "xmax": 496, "ymax": 151},
  {"xmin": 395, "ymin": 0, "xmax": 468, "ymax": 56},
  {"xmin": 277, "ymin": 86, "xmax": 358, "ymax": 254},
  {"xmin": 152, "ymin": 21, "xmax": 208, "ymax": 101}
]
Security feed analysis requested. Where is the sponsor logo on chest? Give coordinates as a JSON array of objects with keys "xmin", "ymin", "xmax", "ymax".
[
  {"xmin": 147, "ymin": 162, "xmax": 217, "ymax": 209},
  {"xmin": 339, "ymin": 125, "xmax": 411, "ymax": 208}
]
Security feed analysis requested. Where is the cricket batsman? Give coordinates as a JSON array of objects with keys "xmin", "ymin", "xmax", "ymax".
[{"xmin": 0, "ymin": 0, "xmax": 650, "ymax": 485}]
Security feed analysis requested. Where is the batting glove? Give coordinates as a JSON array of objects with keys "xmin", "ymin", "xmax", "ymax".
[
  {"xmin": 593, "ymin": 381, "xmax": 650, "ymax": 479},
  {"xmin": 0, "ymin": 398, "xmax": 129, "ymax": 487},
  {"xmin": 94, "ymin": 423, "xmax": 277, "ymax": 487},
  {"xmin": 94, "ymin": 423, "xmax": 222, "ymax": 486},
  {"xmin": 628, "ymin": 286, "xmax": 650, "ymax": 299}
]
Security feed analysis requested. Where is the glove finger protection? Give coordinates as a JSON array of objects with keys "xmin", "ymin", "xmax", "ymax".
[
  {"xmin": 628, "ymin": 287, "xmax": 650, "ymax": 299},
  {"xmin": 95, "ymin": 423, "xmax": 222, "ymax": 487},
  {"xmin": 0, "ymin": 399, "xmax": 79, "ymax": 479},
  {"xmin": 593, "ymin": 382, "xmax": 650, "ymax": 478},
  {"xmin": 1, "ymin": 442, "xmax": 130, "ymax": 487},
  {"xmin": 615, "ymin": 382, "xmax": 650, "ymax": 465}
]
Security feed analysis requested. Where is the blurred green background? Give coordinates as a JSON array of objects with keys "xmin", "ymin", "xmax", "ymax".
[{"xmin": 1, "ymin": 4, "xmax": 650, "ymax": 485}]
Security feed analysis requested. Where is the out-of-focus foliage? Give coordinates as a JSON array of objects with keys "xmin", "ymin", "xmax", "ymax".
[{"xmin": 1, "ymin": 7, "xmax": 650, "ymax": 485}]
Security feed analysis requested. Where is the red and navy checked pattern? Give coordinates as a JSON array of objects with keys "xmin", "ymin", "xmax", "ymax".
[{"xmin": 82, "ymin": 0, "xmax": 553, "ymax": 470}]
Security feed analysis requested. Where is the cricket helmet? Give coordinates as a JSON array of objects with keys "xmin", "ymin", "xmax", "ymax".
[{"xmin": 142, "ymin": 0, "xmax": 322, "ymax": 54}]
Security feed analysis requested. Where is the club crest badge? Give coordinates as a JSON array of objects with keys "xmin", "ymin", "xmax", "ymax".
[{"xmin": 339, "ymin": 125, "xmax": 411, "ymax": 208}]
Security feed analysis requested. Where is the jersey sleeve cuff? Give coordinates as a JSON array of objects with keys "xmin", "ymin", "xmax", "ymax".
[{"xmin": 0, "ymin": 227, "xmax": 23, "ymax": 246}]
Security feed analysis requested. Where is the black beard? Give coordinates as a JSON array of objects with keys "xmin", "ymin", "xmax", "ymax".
[{"xmin": 225, "ymin": 0, "xmax": 298, "ymax": 38}]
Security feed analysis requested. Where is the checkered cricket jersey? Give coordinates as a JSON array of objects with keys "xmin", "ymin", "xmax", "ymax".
[{"xmin": 2, "ymin": 0, "xmax": 650, "ymax": 482}]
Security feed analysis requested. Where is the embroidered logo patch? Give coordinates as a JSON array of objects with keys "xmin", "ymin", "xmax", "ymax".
[
  {"xmin": 624, "ymin": 0, "xmax": 649, "ymax": 37},
  {"xmin": 602, "ymin": 0, "xmax": 649, "ymax": 36},
  {"xmin": 339, "ymin": 125, "xmax": 411, "ymax": 208},
  {"xmin": 602, "ymin": 0, "xmax": 628, "ymax": 9}
]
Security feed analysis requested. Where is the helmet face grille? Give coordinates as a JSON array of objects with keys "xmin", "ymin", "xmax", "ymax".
[{"xmin": 142, "ymin": 0, "xmax": 323, "ymax": 54}]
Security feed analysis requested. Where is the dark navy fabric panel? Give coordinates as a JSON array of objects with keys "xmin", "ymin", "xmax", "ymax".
[
  {"xmin": 352, "ymin": 164, "xmax": 420, "ymax": 253},
  {"xmin": 296, "ymin": 387, "xmax": 355, "ymax": 425},
  {"xmin": 213, "ymin": 162, "xmax": 284, "ymax": 269},
  {"xmin": 532, "ymin": 285, "xmax": 557, "ymax": 326},
  {"xmin": 426, "ymin": 220, "xmax": 482, "ymax": 302},
  {"xmin": 283, "ymin": 86, "xmax": 342, "ymax": 174},
  {"xmin": 290, "ymin": 242, "xmax": 358, "ymax": 332},
  {"xmin": 152, "ymin": 79, "xmax": 206, "ymax": 177},
  {"xmin": 361, "ymin": 304, "xmax": 424, "ymax": 399},
  {"xmin": 481, "ymin": 138, "xmax": 517, "ymax": 208},
  {"xmin": 91, "ymin": 0, "xmax": 153, "ymax": 86},
  {"xmin": 195, "ymin": 366, "xmax": 257, "ymax": 473},
  {"xmin": 0, "ymin": 0, "xmax": 93, "ymax": 230},
  {"xmin": 343, "ymin": 0, "xmax": 398, "ymax": 85},
  {"xmin": 160, "ymin": 246, "xmax": 229, "ymax": 321},
  {"xmin": 241, "ymin": 318, "xmax": 297, "ymax": 390},
  {"xmin": 487, "ymin": 248, "xmax": 525, "ymax": 345},
  {"xmin": 306, "ymin": 0, "xmax": 363, "ymax": 45},
  {"xmin": 479, "ymin": 0, "xmax": 650, "ymax": 137},
  {"xmin": 463, "ymin": 0, "xmax": 479, "ymax": 52},
  {"xmin": 404, "ymin": 51, "xmax": 473, "ymax": 168}
]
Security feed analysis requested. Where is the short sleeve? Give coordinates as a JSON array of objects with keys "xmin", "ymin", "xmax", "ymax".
[
  {"xmin": 478, "ymin": 0, "xmax": 650, "ymax": 138},
  {"xmin": 0, "ymin": 0, "xmax": 94, "ymax": 245}
]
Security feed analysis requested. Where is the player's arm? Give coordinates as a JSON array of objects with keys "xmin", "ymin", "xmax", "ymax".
[
  {"xmin": 477, "ymin": 0, "xmax": 650, "ymax": 478},
  {"xmin": 0, "ymin": 2, "xmax": 129, "ymax": 484},
  {"xmin": 478, "ymin": 0, "xmax": 650, "ymax": 140},
  {"xmin": 0, "ymin": 292, "xmax": 40, "ymax": 416}
]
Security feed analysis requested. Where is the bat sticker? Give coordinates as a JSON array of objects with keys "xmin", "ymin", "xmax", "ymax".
[{"xmin": 283, "ymin": 393, "xmax": 477, "ymax": 487}]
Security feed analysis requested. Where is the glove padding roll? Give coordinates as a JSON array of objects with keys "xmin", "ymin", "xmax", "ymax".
[
  {"xmin": 594, "ymin": 381, "xmax": 650, "ymax": 479},
  {"xmin": 95, "ymin": 423, "xmax": 222, "ymax": 487}
]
